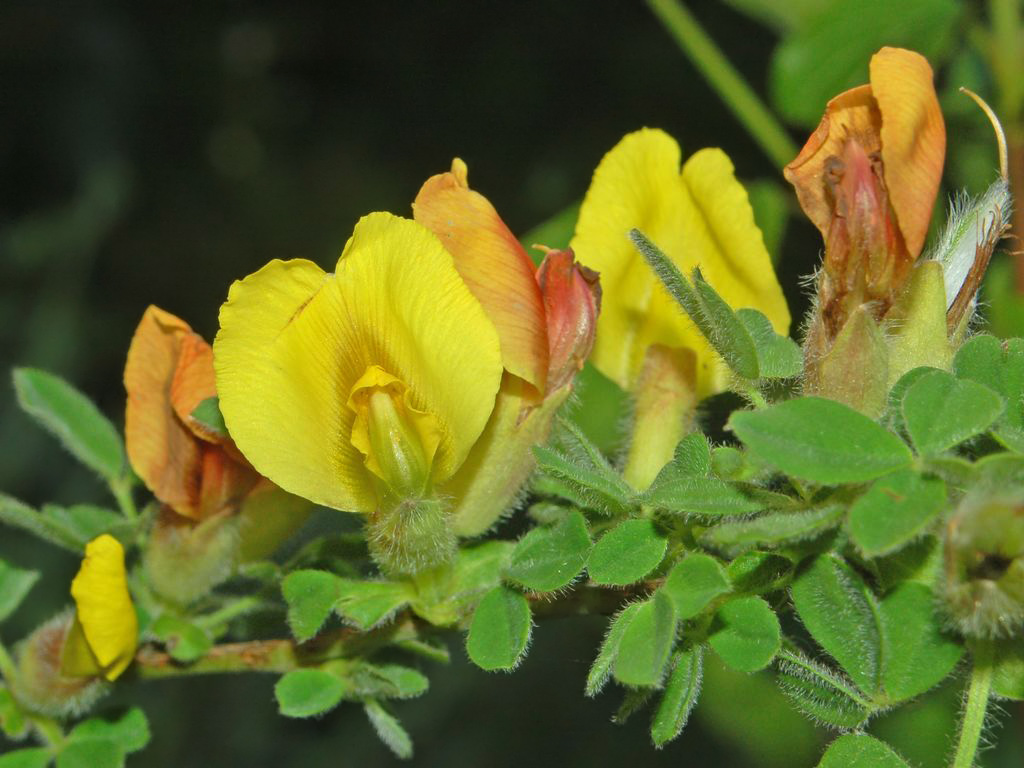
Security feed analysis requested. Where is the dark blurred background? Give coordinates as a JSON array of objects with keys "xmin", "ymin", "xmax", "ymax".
[{"xmin": 2, "ymin": 1, "xmax": 1023, "ymax": 765}]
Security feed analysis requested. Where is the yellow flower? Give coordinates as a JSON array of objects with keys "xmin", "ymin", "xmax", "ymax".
[
  {"xmin": 66, "ymin": 535, "xmax": 138, "ymax": 681},
  {"xmin": 570, "ymin": 128, "xmax": 790, "ymax": 397},
  {"xmin": 213, "ymin": 212, "xmax": 504, "ymax": 512}
]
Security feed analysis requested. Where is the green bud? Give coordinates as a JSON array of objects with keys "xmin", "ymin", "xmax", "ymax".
[
  {"xmin": 11, "ymin": 610, "xmax": 108, "ymax": 718},
  {"xmin": 942, "ymin": 492, "xmax": 1024, "ymax": 638},
  {"xmin": 807, "ymin": 305, "xmax": 889, "ymax": 417},
  {"xmin": 367, "ymin": 497, "xmax": 456, "ymax": 576}
]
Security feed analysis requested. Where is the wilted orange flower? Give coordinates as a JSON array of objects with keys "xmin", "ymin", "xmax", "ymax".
[
  {"xmin": 785, "ymin": 46, "xmax": 945, "ymax": 338},
  {"xmin": 124, "ymin": 306, "xmax": 261, "ymax": 520}
]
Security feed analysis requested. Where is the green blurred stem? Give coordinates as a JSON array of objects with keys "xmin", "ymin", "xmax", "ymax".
[
  {"xmin": 194, "ymin": 596, "xmax": 263, "ymax": 631},
  {"xmin": 30, "ymin": 715, "xmax": 64, "ymax": 748},
  {"xmin": 951, "ymin": 641, "xmax": 993, "ymax": 768},
  {"xmin": 110, "ymin": 475, "xmax": 138, "ymax": 522},
  {"xmin": 0, "ymin": 638, "xmax": 16, "ymax": 682},
  {"xmin": 646, "ymin": 0, "xmax": 798, "ymax": 169}
]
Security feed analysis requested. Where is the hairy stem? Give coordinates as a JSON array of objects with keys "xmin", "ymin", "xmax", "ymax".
[
  {"xmin": 645, "ymin": 0, "xmax": 797, "ymax": 169},
  {"xmin": 134, "ymin": 582, "xmax": 657, "ymax": 679},
  {"xmin": 951, "ymin": 641, "xmax": 994, "ymax": 768},
  {"xmin": 0, "ymin": 638, "xmax": 17, "ymax": 682}
]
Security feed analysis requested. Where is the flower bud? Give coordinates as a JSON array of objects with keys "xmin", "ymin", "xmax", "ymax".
[
  {"xmin": 11, "ymin": 611, "xmax": 108, "ymax": 718},
  {"xmin": 942, "ymin": 492, "xmax": 1024, "ymax": 638},
  {"xmin": 535, "ymin": 247, "xmax": 601, "ymax": 393}
]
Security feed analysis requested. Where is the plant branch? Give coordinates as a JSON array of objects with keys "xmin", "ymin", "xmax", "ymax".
[
  {"xmin": 645, "ymin": 0, "xmax": 798, "ymax": 170},
  {"xmin": 134, "ymin": 582, "xmax": 657, "ymax": 680},
  {"xmin": 951, "ymin": 640, "xmax": 994, "ymax": 768}
]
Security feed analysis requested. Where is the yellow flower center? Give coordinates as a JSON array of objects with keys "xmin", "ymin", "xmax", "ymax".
[{"xmin": 347, "ymin": 365, "xmax": 442, "ymax": 499}]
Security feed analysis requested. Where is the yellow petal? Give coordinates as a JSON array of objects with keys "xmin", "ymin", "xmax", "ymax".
[
  {"xmin": 571, "ymin": 129, "xmax": 790, "ymax": 396},
  {"xmin": 871, "ymin": 46, "xmax": 945, "ymax": 259},
  {"xmin": 124, "ymin": 306, "xmax": 204, "ymax": 514},
  {"xmin": 214, "ymin": 213, "xmax": 503, "ymax": 512},
  {"xmin": 69, "ymin": 535, "xmax": 138, "ymax": 681},
  {"xmin": 414, "ymin": 159, "xmax": 549, "ymax": 392}
]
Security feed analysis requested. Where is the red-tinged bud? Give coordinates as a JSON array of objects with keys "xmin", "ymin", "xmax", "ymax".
[
  {"xmin": 819, "ymin": 137, "xmax": 909, "ymax": 338},
  {"xmin": 535, "ymin": 247, "xmax": 601, "ymax": 393}
]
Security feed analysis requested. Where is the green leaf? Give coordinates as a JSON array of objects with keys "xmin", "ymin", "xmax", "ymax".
[
  {"xmin": 643, "ymin": 476, "xmax": 763, "ymax": 518},
  {"xmin": 817, "ymin": 733, "xmax": 910, "ymax": 768},
  {"xmin": 0, "ymin": 687, "xmax": 28, "ymax": 741},
  {"xmin": 726, "ymin": 552, "xmax": 794, "ymax": 594},
  {"xmin": 770, "ymin": 0, "xmax": 960, "ymax": 127},
  {"xmin": 450, "ymin": 540, "xmax": 514, "ymax": 603},
  {"xmin": 189, "ymin": 396, "xmax": 228, "ymax": 438},
  {"xmin": 0, "ymin": 749, "xmax": 51, "ymax": 768},
  {"xmin": 650, "ymin": 646, "xmax": 703, "ymax": 748},
  {"xmin": 532, "ymin": 445, "xmax": 634, "ymax": 515},
  {"xmin": 729, "ymin": 396, "xmax": 912, "ymax": 484},
  {"xmin": 56, "ymin": 740, "xmax": 123, "ymax": 768},
  {"xmin": 507, "ymin": 510, "xmax": 591, "ymax": 592},
  {"xmin": 993, "ymin": 637, "xmax": 1024, "ymax": 700},
  {"xmin": 660, "ymin": 554, "xmax": 731, "ymax": 619},
  {"xmin": 736, "ymin": 308, "xmax": 803, "ymax": 379},
  {"xmin": 629, "ymin": 230, "xmax": 759, "ymax": 379},
  {"xmin": 587, "ymin": 519, "xmax": 667, "ymax": 586},
  {"xmin": 275, "ymin": 668, "xmax": 348, "ymax": 718},
  {"xmin": 42, "ymin": 505, "xmax": 131, "ymax": 548},
  {"xmin": 150, "ymin": 615, "xmax": 213, "ymax": 663},
  {"xmin": 700, "ymin": 505, "xmax": 843, "ymax": 555},
  {"xmin": 282, "ymin": 569, "xmax": 341, "ymax": 642},
  {"xmin": 466, "ymin": 587, "xmax": 531, "ymax": 671},
  {"xmin": 12, "ymin": 367, "xmax": 125, "ymax": 483},
  {"xmin": 0, "ymin": 560, "xmax": 39, "ymax": 623},
  {"xmin": 954, "ymin": 335, "xmax": 1024, "ymax": 449},
  {"xmin": 364, "ymin": 699, "xmax": 413, "ymax": 760},
  {"xmin": 335, "ymin": 579, "xmax": 411, "ymax": 631},
  {"xmin": 708, "ymin": 596, "xmax": 780, "ymax": 673},
  {"xmin": 0, "ymin": 495, "xmax": 130, "ymax": 554},
  {"xmin": 586, "ymin": 603, "xmax": 642, "ymax": 697},
  {"xmin": 776, "ymin": 649, "xmax": 871, "ymax": 729},
  {"xmin": 351, "ymin": 663, "xmax": 429, "ymax": 700},
  {"xmin": 901, "ymin": 369, "xmax": 1004, "ymax": 455},
  {"xmin": 791, "ymin": 555, "xmax": 881, "ymax": 694},
  {"xmin": 647, "ymin": 433, "xmax": 712, "ymax": 490},
  {"xmin": 848, "ymin": 470, "xmax": 946, "ymax": 557},
  {"xmin": 710, "ymin": 445, "xmax": 745, "ymax": 479},
  {"xmin": 67, "ymin": 708, "xmax": 149, "ymax": 754},
  {"xmin": 879, "ymin": 582, "xmax": 963, "ymax": 702},
  {"xmin": 613, "ymin": 592, "xmax": 677, "ymax": 687}
]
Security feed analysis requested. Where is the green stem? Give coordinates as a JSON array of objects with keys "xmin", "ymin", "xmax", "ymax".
[
  {"xmin": 0, "ymin": 638, "xmax": 17, "ymax": 682},
  {"xmin": 30, "ymin": 715, "xmax": 64, "ymax": 748},
  {"xmin": 109, "ymin": 475, "xmax": 138, "ymax": 522},
  {"xmin": 951, "ymin": 641, "xmax": 994, "ymax": 768},
  {"xmin": 645, "ymin": 0, "xmax": 798, "ymax": 169},
  {"xmin": 194, "ymin": 596, "xmax": 263, "ymax": 631}
]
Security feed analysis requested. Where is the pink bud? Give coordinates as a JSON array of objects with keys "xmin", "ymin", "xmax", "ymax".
[{"xmin": 535, "ymin": 248, "xmax": 601, "ymax": 393}]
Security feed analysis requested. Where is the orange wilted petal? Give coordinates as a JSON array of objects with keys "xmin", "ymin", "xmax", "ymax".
[
  {"xmin": 870, "ymin": 46, "xmax": 945, "ymax": 259},
  {"xmin": 125, "ymin": 306, "xmax": 204, "ymax": 515},
  {"xmin": 413, "ymin": 158, "xmax": 549, "ymax": 393},
  {"xmin": 170, "ymin": 331, "xmax": 221, "ymax": 443},
  {"xmin": 784, "ymin": 84, "xmax": 879, "ymax": 242},
  {"xmin": 785, "ymin": 47, "xmax": 944, "ymax": 262}
]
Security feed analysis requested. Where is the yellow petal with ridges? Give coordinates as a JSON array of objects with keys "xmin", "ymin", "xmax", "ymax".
[
  {"xmin": 571, "ymin": 129, "xmax": 790, "ymax": 396},
  {"xmin": 69, "ymin": 534, "xmax": 138, "ymax": 681},
  {"xmin": 214, "ymin": 213, "xmax": 503, "ymax": 512}
]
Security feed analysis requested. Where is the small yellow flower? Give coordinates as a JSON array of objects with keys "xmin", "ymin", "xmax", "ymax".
[
  {"xmin": 213, "ymin": 212, "xmax": 504, "ymax": 511},
  {"xmin": 67, "ymin": 534, "xmax": 138, "ymax": 681},
  {"xmin": 571, "ymin": 128, "xmax": 790, "ymax": 397}
]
